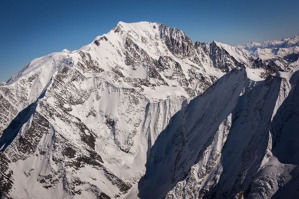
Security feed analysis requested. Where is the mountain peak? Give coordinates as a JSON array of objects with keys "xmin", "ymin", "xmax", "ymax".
[
  {"xmin": 1, "ymin": 21, "xmax": 299, "ymax": 199},
  {"xmin": 245, "ymin": 34, "xmax": 299, "ymax": 51},
  {"xmin": 112, "ymin": 21, "xmax": 189, "ymax": 42},
  {"xmin": 113, "ymin": 21, "xmax": 160, "ymax": 34},
  {"xmin": 244, "ymin": 34, "xmax": 299, "ymax": 60}
]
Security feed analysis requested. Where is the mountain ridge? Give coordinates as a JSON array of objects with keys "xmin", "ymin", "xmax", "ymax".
[{"xmin": 0, "ymin": 21, "xmax": 299, "ymax": 199}]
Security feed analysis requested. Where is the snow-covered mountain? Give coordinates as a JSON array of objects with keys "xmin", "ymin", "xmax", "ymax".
[
  {"xmin": 244, "ymin": 35, "xmax": 299, "ymax": 62},
  {"xmin": 0, "ymin": 21, "xmax": 299, "ymax": 199}
]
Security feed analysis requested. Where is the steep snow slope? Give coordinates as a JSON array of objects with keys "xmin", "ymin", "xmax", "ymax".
[
  {"xmin": 139, "ymin": 68, "xmax": 299, "ymax": 199},
  {"xmin": 138, "ymin": 69, "xmax": 248, "ymax": 198},
  {"xmin": 0, "ymin": 21, "xmax": 298, "ymax": 199},
  {"xmin": 0, "ymin": 21, "xmax": 235, "ymax": 199}
]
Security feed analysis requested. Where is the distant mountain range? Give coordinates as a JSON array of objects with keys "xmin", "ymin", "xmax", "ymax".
[{"xmin": 0, "ymin": 21, "xmax": 298, "ymax": 199}]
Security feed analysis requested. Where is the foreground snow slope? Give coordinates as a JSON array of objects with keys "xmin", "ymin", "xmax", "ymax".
[
  {"xmin": 140, "ymin": 69, "xmax": 299, "ymax": 199},
  {"xmin": 0, "ymin": 22, "xmax": 299, "ymax": 199}
]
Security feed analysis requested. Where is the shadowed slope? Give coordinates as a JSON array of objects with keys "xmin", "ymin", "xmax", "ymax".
[{"xmin": 138, "ymin": 69, "xmax": 247, "ymax": 199}]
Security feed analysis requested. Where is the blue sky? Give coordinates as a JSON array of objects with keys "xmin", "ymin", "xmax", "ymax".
[{"xmin": 0, "ymin": 0, "xmax": 299, "ymax": 82}]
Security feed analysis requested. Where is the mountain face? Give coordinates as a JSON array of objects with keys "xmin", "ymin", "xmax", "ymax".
[{"xmin": 0, "ymin": 21, "xmax": 298, "ymax": 199}]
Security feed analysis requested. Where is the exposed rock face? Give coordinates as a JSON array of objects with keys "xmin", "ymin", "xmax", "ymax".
[
  {"xmin": 0, "ymin": 21, "xmax": 298, "ymax": 199},
  {"xmin": 159, "ymin": 25, "xmax": 194, "ymax": 58}
]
